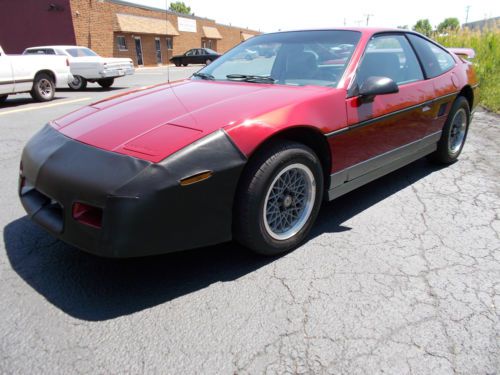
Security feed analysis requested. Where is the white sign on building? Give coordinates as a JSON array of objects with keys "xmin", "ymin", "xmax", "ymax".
[{"xmin": 177, "ymin": 17, "xmax": 197, "ymax": 33}]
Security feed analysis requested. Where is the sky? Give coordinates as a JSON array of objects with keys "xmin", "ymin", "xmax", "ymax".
[{"xmin": 124, "ymin": 0, "xmax": 499, "ymax": 32}]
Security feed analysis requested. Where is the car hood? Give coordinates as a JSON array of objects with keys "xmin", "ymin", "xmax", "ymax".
[{"xmin": 53, "ymin": 80, "xmax": 331, "ymax": 162}]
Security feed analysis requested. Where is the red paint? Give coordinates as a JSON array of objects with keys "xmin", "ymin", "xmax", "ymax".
[
  {"xmin": 51, "ymin": 28, "xmax": 478, "ymax": 172},
  {"xmin": 0, "ymin": 0, "xmax": 76, "ymax": 54}
]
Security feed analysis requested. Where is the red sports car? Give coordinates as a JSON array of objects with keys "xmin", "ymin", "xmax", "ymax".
[{"xmin": 19, "ymin": 28, "xmax": 478, "ymax": 257}]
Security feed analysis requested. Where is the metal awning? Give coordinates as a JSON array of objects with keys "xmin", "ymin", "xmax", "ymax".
[
  {"xmin": 115, "ymin": 13, "xmax": 179, "ymax": 36},
  {"xmin": 202, "ymin": 26, "xmax": 222, "ymax": 40},
  {"xmin": 241, "ymin": 33, "xmax": 254, "ymax": 41}
]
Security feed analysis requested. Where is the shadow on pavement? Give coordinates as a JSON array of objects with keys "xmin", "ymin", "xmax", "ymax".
[
  {"xmin": 0, "ymin": 96, "xmax": 69, "ymax": 109},
  {"xmin": 3, "ymin": 158, "xmax": 444, "ymax": 321}
]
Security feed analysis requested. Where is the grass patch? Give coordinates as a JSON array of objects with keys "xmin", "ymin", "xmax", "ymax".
[{"xmin": 434, "ymin": 24, "xmax": 500, "ymax": 112}]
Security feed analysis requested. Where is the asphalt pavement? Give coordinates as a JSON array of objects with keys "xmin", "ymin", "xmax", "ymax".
[{"xmin": 0, "ymin": 67, "xmax": 498, "ymax": 374}]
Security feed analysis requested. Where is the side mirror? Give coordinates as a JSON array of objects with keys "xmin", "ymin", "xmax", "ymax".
[{"xmin": 358, "ymin": 76, "xmax": 399, "ymax": 101}]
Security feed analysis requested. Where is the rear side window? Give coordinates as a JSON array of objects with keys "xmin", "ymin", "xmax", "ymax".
[
  {"xmin": 357, "ymin": 34, "xmax": 423, "ymax": 85},
  {"xmin": 25, "ymin": 48, "xmax": 55, "ymax": 55},
  {"xmin": 407, "ymin": 34, "xmax": 455, "ymax": 78}
]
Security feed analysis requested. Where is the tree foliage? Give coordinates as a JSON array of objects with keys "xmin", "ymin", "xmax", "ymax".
[
  {"xmin": 169, "ymin": 1, "xmax": 192, "ymax": 15},
  {"xmin": 437, "ymin": 18, "xmax": 460, "ymax": 33},
  {"xmin": 413, "ymin": 19, "xmax": 433, "ymax": 36}
]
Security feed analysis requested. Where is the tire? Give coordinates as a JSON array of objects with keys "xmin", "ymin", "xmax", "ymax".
[
  {"xmin": 182, "ymin": 63, "xmax": 188, "ymax": 67},
  {"xmin": 30, "ymin": 73, "xmax": 55, "ymax": 102},
  {"xmin": 205, "ymin": 59, "xmax": 212, "ymax": 65},
  {"xmin": 0, "ymin": 95, "xmax": 7, "ymax": 103},
  {"xmin": 429, "ymin": 96, "xmax": 470, "ymax": 164},
  {"xmin": 234, "ymin": 141, "xmax": 324, "ymax": 256},
  {"xmin": 97, "ymin": 78, "xmax": 114, "ymax": 89},
  {"xmin": 68, "ymin": 75, "xmax": 87, "ymax": 90},
  {"xmin": 174, "ymin": 61, "xmax": 181, "ymax": 67}
]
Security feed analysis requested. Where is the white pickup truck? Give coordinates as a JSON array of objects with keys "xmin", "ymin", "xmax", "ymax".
[
  {"xmin": 0, "ymin": 45, "xmax": 73, "ymax": 103},
  {"xmin": 24, "ymin": 46, "xmax": 134, "ymax": 90}
]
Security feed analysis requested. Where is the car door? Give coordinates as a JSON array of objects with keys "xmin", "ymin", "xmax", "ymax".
[
  {"xmin": 184, "ymin": 49, "xmax": 195, "ymax": 64},
  {"xmin": 329, "ymin": 33, "xmax": 435, "ymax": 181},
  {"xmin": 0, "ymin": 49, "xmax": 14, "ymax": 95},
  {"xmin": 406, "ymin": 34, "xmax": 460, "ymax": 133}
]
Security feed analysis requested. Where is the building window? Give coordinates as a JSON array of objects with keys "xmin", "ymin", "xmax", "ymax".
[
  {"xmin": 202, "ymin": 38, "xmax": 216, "ymax": 50},
  {"xmin": 117, "ymin": 36, "xmax": 128, "ymax": 51},
  {"xmin": 166, "ymin": 37, "xmax": 173, "ymax": 50}
]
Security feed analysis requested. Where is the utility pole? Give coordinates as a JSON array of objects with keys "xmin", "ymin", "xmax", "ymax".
[
  {"xmin": 465, "ymin": 5, "xmax": 471, "ymax": 24},
  {"xmin": 364, "ymin": 14, "xmax": 374, "ymax": 26}
]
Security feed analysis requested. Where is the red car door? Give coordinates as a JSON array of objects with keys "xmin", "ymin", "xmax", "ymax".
[{"xmin": 329, "ymin": 33, "xmax": 437, "ymax": 185}]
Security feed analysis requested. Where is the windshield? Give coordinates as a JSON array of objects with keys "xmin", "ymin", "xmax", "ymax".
[
  {"xmin": 196, "ymin": 30, "xmax": 360, "ymax": 87},
  {"xmin": 65, "ymin": 47, "xmax": 98, "ymax": 57}
]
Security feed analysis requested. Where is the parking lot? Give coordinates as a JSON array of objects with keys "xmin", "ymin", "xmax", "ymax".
[{"xmin": 0, "ymin": 66, "xmax": 499, "ymax": 374}]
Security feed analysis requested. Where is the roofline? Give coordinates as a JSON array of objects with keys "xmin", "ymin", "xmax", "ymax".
[{"xmin": 102, "ymin": 0, "xmax": 260, "ymax": 33}]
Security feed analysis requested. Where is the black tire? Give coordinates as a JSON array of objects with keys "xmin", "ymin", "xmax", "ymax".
[
  {"xmin": 97, "ymin": 78, "xmax": 115, "ymax": 89},
  {"xmin": 234, "ymin": 141, "xmax": 324, "ymax": 256},
  {"xmin": 30, "ymin": 73, "xmax": 55, "ymax": 102},
  {"xmin": 68, "ymin": 75, "xmax": 87, "ymax": 90},
  {"xmin": 182, "ymin": 63, "xmax": 188, "ymax": 67},
  {"xmin": 0, "ymin": 95, "xmax": 7, "ymax": 103},
  {"xmin": 429, "ymin": 96, "xmax": 470, "ymax": 164},
  {"xmin": 174, "ymin": 61, "xmax": 181, "ymax": 67}
]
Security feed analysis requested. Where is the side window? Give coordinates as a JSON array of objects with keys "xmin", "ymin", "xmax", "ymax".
[
  {"xmin": 186, "ymin": 50, "xmax": 195, "ymax": 56},
  {"xmin": 407, "ymin": 34, "xmax": 455, "ymax": 78},
  {"xmin": 357, "ymin": 34, "xmax": 423, "ymax": 85}
]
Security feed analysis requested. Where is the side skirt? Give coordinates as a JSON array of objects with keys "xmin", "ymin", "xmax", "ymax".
[{"xmin": 327, "ymin": 131, "xmax": 441, "ymax": 201}]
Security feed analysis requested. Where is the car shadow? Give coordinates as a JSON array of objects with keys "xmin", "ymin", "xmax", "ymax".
[
  {"xmin": 3, "ymin": 158, "xmax": 444, "ymax": 321},
  {"xmin": 0, "ymin": 96, "xmax": 69, "ymax": 109},
  {"xmin": 57, "ymin": 87, "xmax": 127, "ymax": 93}
]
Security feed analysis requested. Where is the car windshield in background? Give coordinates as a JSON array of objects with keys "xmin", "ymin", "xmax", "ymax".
[
  {"xmin": 196, "ymin": 30, "xmax": 360, "ymax": 87},
  {"xmin": 65, "ymin": 47, "xmax": 98, "ymax": 57},
  {"xmin": 204, "ymin": 48, "xmax": 218, "ymax": 54}
]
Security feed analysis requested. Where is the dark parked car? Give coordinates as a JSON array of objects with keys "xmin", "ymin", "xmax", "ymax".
[{"xmin": 170, "ymin": 48, "xmax": 220, "ymax": 66}]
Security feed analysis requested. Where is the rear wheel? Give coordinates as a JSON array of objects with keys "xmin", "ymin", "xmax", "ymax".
[
  {"xmin": 0, "ymin": 95, "xmax": 7, "ymax": 103},
  {"xmin": 234, "ymin": 141, "xmax": 324, "ymax": 256},
  {"xmin": 30, "ymin": 73, "xmax": 55, "ymax": 102},
  {"xmin": 182, "ymin": 63, "xmax": 188, "ymax": 67},
  {"xmin": 429, "ymin": 96, "xmax": 470, "ymax": 164},
  {"xmin": 68, "ymin": 75, "xmax": 87, "ymax": 90},
  {"xmin": 97, "ymin": 78, "xmax": 115, "ymax": 89}
]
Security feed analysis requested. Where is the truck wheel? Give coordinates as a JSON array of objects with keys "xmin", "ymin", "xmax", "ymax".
[
  {"xmin": 30, "ymin": 73, "xmax": 55, "ymax": 102},
  {"xmin": 0, "ymin": 95, "xmax": 7, "ymax": 103},
  {"xmin": 97, "ymin": 78, "xmax": 115, "ymax": 89},
  {"xmin": 68, "ymin": 75, "xmax": 87, "ymax": 90},
  {"xmin": 234, "ymin": 141, "xmax": 324, "ymax": 256}
]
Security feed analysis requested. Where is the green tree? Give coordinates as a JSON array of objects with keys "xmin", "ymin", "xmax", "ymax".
[
  {"xmin": 413, "ymin": 19, "xmax": 433, "ymax": 36},
  {"xmin": 437, "ymin": 17, "xmax": 460, "ymax": 33},
  {"xmin": 169, "ymin": 1, "xmax": 192, "ymax": 15}
]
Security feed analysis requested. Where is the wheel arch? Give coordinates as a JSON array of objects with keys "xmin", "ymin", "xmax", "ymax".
[
  {"xmin": 33, "ymin": 69, "xmax": 56, "ymax": 85},
  {"xmin": 242, "ymin": 125, "xmax": 332, "ymax": 190},
  {"xmin": 458, "ymin": 84, "xmax": 474, "ymax": 111}
]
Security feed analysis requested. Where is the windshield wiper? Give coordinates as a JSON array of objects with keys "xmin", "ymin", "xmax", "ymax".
[
  {"xmin": 192, "ymin": 72, "xmax": 215, "ymax": 80},
  {"xmin": 226, "ymin": 74, "xmax": 275, "ymax": 83}
]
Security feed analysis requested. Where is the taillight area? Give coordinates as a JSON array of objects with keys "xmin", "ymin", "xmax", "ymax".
[
  {"xmin": 66, "ymin": 58, "xmax": 69, "ymax": 66},
  {"xmin": 72, "ymin": 202, "xmax": 103, "ymax": 229}
]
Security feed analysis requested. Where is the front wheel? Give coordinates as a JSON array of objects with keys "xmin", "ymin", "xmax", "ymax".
[
  {"xmin": 97, "ymin": 78, "xmax": 114, "ymax": 89},
  {"xmin": 234, "ymin": 141, "xmax": 324, "ymax": 256},
  {"xmin": 68, "ymin": 75, "xmax": 87, "ymax": 90},
  {"xmin": 429, "ymin": 96, "xmax": 470, "ymax": 164},
  {"xmin": 205, "ymin": 59, "xmax": 212, "ymax": 65},
  {"xmin": 30, "ymin": 73, "xmax": 55, "ymax": 102}
]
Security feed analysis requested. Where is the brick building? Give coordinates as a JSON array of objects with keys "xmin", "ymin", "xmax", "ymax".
[{"xmin": 0, "ymin": 0, "xmax": 260, "ymax": 66}]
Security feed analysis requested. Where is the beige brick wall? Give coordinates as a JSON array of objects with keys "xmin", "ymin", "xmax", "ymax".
[{"xmin": 69, "ymin": 0, "xmax": 260, "ymax": 66}]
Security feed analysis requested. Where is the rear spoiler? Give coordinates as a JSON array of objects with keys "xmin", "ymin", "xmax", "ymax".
[{"xmin": 448, "ymin": 48, "xmax": 476, "ymax": 59}]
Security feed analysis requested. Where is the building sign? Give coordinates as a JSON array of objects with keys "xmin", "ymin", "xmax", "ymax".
[{"xmin": 178, "ymin": 17, "xmax": 197, "ymax": 33}]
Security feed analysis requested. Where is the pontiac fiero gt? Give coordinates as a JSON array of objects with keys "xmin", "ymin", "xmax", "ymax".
[{"xmin": 19, "ymin": 28, "xmax": 478, "ymax": 257}]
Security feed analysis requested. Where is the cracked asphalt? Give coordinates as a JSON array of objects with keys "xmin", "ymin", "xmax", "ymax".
[{"xmin": 0, "ymin": 69, "xmax": 499, "ymax": 374}]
